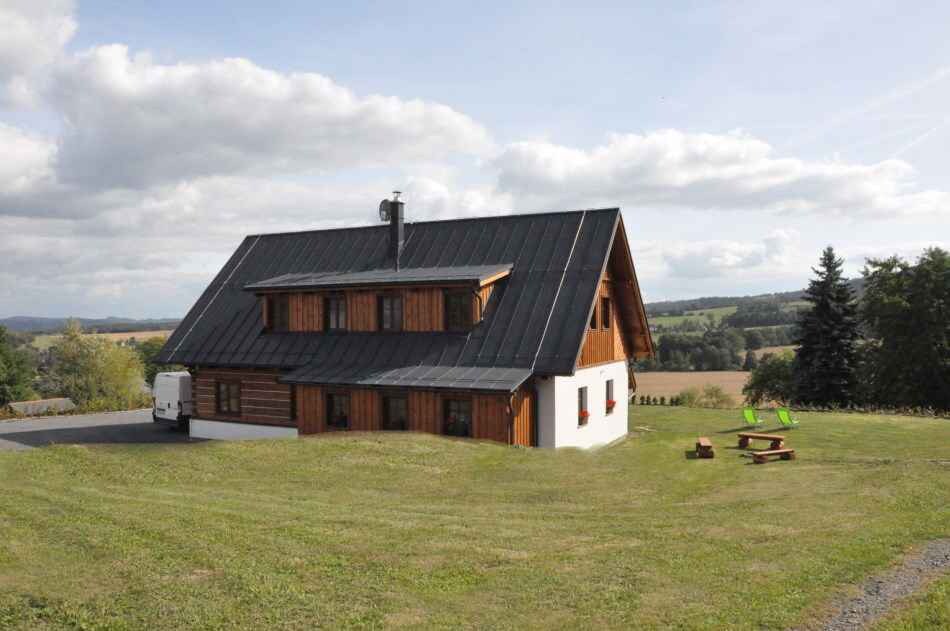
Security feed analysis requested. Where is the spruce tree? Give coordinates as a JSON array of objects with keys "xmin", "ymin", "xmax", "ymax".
[{"xmin": 793, "ymin": 246, "xmax": 860, "ymax": 406}]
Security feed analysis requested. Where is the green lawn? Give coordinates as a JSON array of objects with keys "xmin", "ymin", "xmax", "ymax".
[{"xmin": 1, "ymin": 408, "xmax": 948, "ymax": 630}]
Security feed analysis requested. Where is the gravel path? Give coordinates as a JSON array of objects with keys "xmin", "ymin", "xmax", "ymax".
[{"xmin": 814, "ymin": 539, "xmax": 950, "ymax": 630}]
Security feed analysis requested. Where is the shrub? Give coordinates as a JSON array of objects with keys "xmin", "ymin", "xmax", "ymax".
[
  {"xmin": 676, "ymin": 385, "xmax": 736, "ymax": 409},
  {"xmin": 659, "ymin": 396, "xmax": 666, "ymax": 406},
  {"xmin": 743, "ymin": 352, "xmax": 795, "ymax": 406}
]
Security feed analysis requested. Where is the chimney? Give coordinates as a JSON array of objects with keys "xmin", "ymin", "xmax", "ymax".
[{"xmin": 379, "ymin": 191, "xmax": 405, "ymax": 270}]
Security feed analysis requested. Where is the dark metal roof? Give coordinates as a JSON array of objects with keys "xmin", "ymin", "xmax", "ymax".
[
  {"xmin": 278, "ymin": 333, "xmax": 532, "ymax": 391},
  {"xmin": 244, "ymin": 263, "xmax": 513, "ymax": 291},
  {"xmin": 156, "ymin": 208, "xmax": 622, "ymax": 388}
]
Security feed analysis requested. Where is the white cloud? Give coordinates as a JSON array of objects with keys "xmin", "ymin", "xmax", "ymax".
[
  {"xmin": 662, "ymin": 229, "xmax": 799, "ymax": 279},
  {"xmin": 493, "ymin": 130, "xmax": 950, "ymax": 217},
  {"xmin": 0, "ymin": 0, "xmax": 76, "ymax": 106},
  {"xmin": 0, "ymin": 123, "xmax": 56, "ymax": 194},
  {"xmin": 48, "ymin": 45, "xmax": 493, "ymax": 189}
]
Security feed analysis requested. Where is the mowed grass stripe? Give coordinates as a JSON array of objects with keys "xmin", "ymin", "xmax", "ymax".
[{"xmin": 1, "ymin": 407, "xmax": 948, "ymax": 629}]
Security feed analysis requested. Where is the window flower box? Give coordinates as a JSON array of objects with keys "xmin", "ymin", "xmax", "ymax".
[
  {"xmin": 606, "ymin": 399, "xmax": 617, "ymax": 412},
  {"xmin": 578, "ymin": 409, "xmax": 590, "ymax": 425}
]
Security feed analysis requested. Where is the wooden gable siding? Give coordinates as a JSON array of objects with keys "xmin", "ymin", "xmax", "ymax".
[
  {"xmin": 296, "ymin": 385, "xmax": 513, "ymax": 443},
  {"xmin": 578, "ymin": 278, "xmax": 626, "ymax": 367},
  {"xmin": 193, "ymin": 368, "xmax": 295, "ymax": 426}
]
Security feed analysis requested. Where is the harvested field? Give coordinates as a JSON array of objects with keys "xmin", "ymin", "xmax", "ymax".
[
  {"xmin": 32, "ymin": 330, "xmax": 173, "ymax": 349},
  {"xmin": 754, "ymin": 344, "xmax": 795, "ymax": 358},
  {"xmin": 635, "ymin": 370, "xmax": 748, "ymax": 402}
]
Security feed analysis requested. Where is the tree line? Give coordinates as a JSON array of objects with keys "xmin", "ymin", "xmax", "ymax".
[
  {"xmin": 0, "ymin": 321, "xmax": 178, "ymax": 413},
  {"xmin": 744, "ymin": 246, "xmax": 949, "ymax": 412}
]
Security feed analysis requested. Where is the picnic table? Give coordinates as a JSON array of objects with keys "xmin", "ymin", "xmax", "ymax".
[{"xmin": 737, "ymin": 432, "xmax": 785, "ymax": 450}]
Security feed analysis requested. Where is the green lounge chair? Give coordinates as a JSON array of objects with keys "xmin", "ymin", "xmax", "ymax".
[
  {"xmin": 742, "ymin": 408, "xmax": 764, "ymax": 427},
  {"xmin": 776, "ymin": 408, "xmax": 800, "ymax": 428}
]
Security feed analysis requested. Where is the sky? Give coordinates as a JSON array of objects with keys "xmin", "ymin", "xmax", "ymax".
[{"xmin": 1, "ymin": 0, "xmax": 948, "ymax": 319}]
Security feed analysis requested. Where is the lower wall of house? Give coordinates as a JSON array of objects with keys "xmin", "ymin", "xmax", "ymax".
[
  {"xmin": 190, "ymin": 367, "xmax": 536, "ymax": 446},
  {"xmin": 296, "ymin": 385, "xmax": 535, "ymax": 446},
  {"xmin": 191, "ymin": 368, "xmax": 295, "ymax": 427},
  {"xmin": 536, "ymin": 360, "xmax": 628, "ymax": 449},
  {"xmin": 190, "ymin": 419, "xmax": 299, "ymax": 440}
]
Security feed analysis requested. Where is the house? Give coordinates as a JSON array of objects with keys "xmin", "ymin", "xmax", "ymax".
[{"xmin": 156, "ymin": 201, "xmax": 653, "ymax": 448}]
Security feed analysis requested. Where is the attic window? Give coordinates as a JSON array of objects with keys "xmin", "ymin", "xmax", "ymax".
[
  {"xmin": 601, "ymin": 297, "xmax": 611, "ymax": 329},
  {"xmin": 324, "ymin": 294, "xmax": 346, "ymax": 331},
  {"xmin": 589, "ymin": 303, "xmax": 598, "ymax": 329},
  {"xmin": 378, "ymin": 294, "xmax": 403, "ymax": 331},
  {"xmin": 267, "ymin": 295, "xmax": 290, "ymax": 332},
  {"xmin": 444, "ymin": 290, "xmax": 473, "ymax": 331}
]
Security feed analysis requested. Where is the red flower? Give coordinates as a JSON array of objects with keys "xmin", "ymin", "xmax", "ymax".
[
  {"xmin": 606, "ymin": 399, "xmax": 616, "ymax": 408},
  {"xmin": 579, "ymin": 410, "xmax": 590, "ymax": 418}
]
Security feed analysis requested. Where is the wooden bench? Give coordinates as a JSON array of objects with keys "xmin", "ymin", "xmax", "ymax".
[
  {"xmin": 695, "ymin": 436, "xmax": 714, "ymax": 459},
  {"xmin": 738, "ymin": 432, "xmax": 785, "ymax": 450},
  {"xmin": 752, "ymin": 448, "xmax": 796, "ymax": 464}
]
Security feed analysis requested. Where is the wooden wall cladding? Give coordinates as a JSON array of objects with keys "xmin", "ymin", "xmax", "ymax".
[
  {"xmin": 510, "ymin": 385, "xmax": 536, "ymax": 447},
  {"xmin": 289, "ymin": 294, "xmax": 322, "ymax": 332},
  {"xmin": 296, "ymin": 385, "xmax": 325, "ymax": 434},
  {"xmin": 578, "ymin": 279, "xmax": 627, "ymax": 367},
  {"xmin": 346, "ymin": 291, "xmax": 378, "ymax": 331},
  {"xmin": 404, "ymin": 288, "xmax": 445, "ymax": 331},
  {"xmin": 193, "ymin": 368, "xmax": 295, "ymax": 426},
  {"xmin": 294, "ymin": 384, "xmax": 515, "ymax": 444},
  {"xmin": 262, "ymin": 282, "xmax": 504, "ymax": 333}
]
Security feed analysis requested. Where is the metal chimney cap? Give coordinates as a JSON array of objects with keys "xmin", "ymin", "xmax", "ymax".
[{"xmin": 392, "ymin": 190, "xmax": 402, "ymax": 201}]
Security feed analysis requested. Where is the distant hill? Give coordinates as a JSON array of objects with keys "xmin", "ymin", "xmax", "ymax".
[
  {"xmin": 0, "ymin": 316, "xmax": 181, "ymax": 334},
  {"xmin": 646, "ymin": 278, "xmax": 864, "ymax": 316}
]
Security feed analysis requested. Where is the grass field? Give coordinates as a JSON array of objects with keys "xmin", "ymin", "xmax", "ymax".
[
  {"xmin": 635, "ymin": 370, "xmax": 749, "ymax": 401},
  {"xmin": 31, "ymin": 330, "xmax": 173, "ymax": 350},
  {"xmin": 1, "ymin": 407, "xmax": 948, "ymax": 629},
  {"xmin": 649, "ymin": 305, "xmax": 737, "ymax": 328},
  {"xmin": 754, "ymin": 344, "xmax": 796, "ymax": 358}
]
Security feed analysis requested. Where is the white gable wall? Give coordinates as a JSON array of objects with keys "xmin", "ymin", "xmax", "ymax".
[{"xmin": 536, "ymin": 360, "xmax": 628, "ymax": 449}]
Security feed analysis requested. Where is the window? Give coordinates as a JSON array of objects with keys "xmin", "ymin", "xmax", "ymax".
[
  {"xmin": 589, "ymin": 303, "xmax": 598, "ymax": 329},
  {"xmin": 378, "ymin": 294, "xmax": 403, "ymax": 331},
  {"xmin": 324, "ymin": 294, "xmax": 346, "ymax": 331},
  {"xmin": 605, "ymin": 379, "xmax": 615, "ymax": 414},
  {"xmin": 382, "ymin": 394, "xmax": 408, "ymax": 431},
  {"xmin": 601, "ymin": 297, "xmax": 611, "ymax": 329},
  {"xmin": 445, "ymin": 291, "xmax": 473, "ymax": 331},
  {"xmin": 578, "ymin": 386, "xmax": 588, "ymax": 426},
  {"xmin": 327, "ymin": 392, "xmax": 350, "ymax": 430},
  {"xmin": 216, "ymin": 381, "xmax": 241, "ymax": 415},
  {"xmin": 443, "ymin": 398, "xmax": 472, "ymax": 437},
  {"xmin": 267, "ymin": 295, "xmax": 290, "ymax": 332}
]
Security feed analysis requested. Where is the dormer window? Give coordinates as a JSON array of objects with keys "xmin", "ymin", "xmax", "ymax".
[
  {"xmin": 267, "ymin": 295, "xmax": 290, "ymax": 332},
  {"xmin": 378, "ymin": 294, "xmax": 403, "ymax": 331},
  {"xmin": 445, "ymin": 290, "xmax": 473, "ymax": 331},
  {"xmin": 324, "ymin": 294, "xmax": 346, "ymax": 331}
]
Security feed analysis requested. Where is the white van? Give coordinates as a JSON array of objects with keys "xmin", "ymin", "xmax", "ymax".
[{"xmin": 152, "ymin": 371, "xmax": 193, "ymax": 431}]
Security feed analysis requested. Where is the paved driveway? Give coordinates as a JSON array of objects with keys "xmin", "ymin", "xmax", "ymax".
[{"xmin": 0, "ymin": 409, "xmax": 200, "ymax": 451}]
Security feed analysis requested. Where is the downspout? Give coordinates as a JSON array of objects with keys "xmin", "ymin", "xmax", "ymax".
[{"xmin": 506, "ymin": 392, "xmax": 516, "ymax": 445}]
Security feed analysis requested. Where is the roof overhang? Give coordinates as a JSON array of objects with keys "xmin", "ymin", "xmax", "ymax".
[{"xmin": 244, "ymin": 264, "xmax": 513, "ymax": 292}]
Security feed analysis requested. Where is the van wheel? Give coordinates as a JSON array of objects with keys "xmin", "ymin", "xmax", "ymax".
[{"xmin": 152, "ymin": 412, "xmax": 159, "ymax": 423}]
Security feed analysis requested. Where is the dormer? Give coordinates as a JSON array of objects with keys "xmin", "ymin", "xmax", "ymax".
[{"xmin": 246, "ymin": 264, "xmax": 512, "ymax": 334}]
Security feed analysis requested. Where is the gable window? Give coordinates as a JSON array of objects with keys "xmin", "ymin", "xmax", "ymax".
[
  {"xmin": 378, "ymin": 294, "xmax": 403, "ymax": 331},
  {"xmin": 578, "ymin": 386, "xmax": 589, "ymax": 426},
  {"xmin": 216, "ymin": 381, "xmax": 241, "ymax": 415},
  {"xmin": 601, "ymin": 297, "xmax": 611, "ymax": 329},
  {"xmin": 443, "ymin": 398, "xmax": 472, "ymax": 437},
  {"xmin": 324, "ymin": 294, "xmax": 346, "ymax": 331},
  {"xmin": 382, "ymin": 394, "xmax": 408, "ymax": 431},
  {"xmin": 267, "ymin": 295, "xmax": 290, "ymax": 332},
  {"xmin": 605, "ymin": 379, "xmax": 615, "ymax": 414},
  {"xmin": 445, "ymin": 290, "xmax": 473, "ymax": 331},
  {"xmin": 590, "ymin": 303, "xmax": 598, "ymax": 329},
  {"xmin": 327, "ymin": 392, "xmax": 349, "ymax": 430}
]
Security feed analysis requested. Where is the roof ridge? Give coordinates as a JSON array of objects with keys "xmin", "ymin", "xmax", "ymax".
[{"xmin": 245, "ymin": 207, "xmax": 620, "ymax": 238}]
